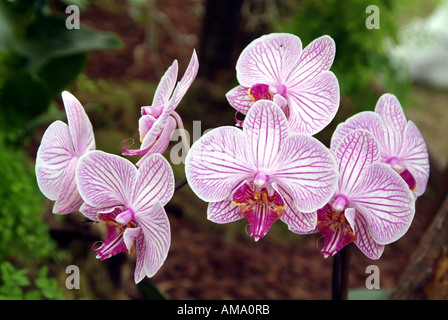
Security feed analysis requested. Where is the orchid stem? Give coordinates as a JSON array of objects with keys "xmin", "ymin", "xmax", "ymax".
[
  {"xmin": 331, "ymin": 244, "xmax": 351, "ymax": 300},
  {"xmin": 171, "ymin": 111, "xmax": 191, "ymax": 156},
  {"xmin": 175, "ymin": 177, "xmax": 188, "ymax": 192}
]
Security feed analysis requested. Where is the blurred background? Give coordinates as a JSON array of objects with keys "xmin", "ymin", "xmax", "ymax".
[{"xmin": 0, "ymin": 0, "xmax": 447, "ymax": 300}]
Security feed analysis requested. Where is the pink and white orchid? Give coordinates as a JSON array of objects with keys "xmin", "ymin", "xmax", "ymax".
[
  {"xmin": 122, "ymin": 50, "xmax": 199, "ymax": 166},
  {"xmin": 76, "ymin": 150, "xmax": 174, "ymax": 283},
  {"xmin": 35, "ymin": 91, "xmax": 95, "ymax": 214},
  {"xmin": 316, "ymin": 129, "xmax": 415, "ymax": 259},
  {"xmin": 331, "ymin": 94, "xmax": 429, "ymax": 196},
  {"xmin": 185, "ymin": 100, "xmax": 338, "ymax": 241},
  {"xmin": 226, "ymin": 33, "xmax": 339, "ymax": 135}
]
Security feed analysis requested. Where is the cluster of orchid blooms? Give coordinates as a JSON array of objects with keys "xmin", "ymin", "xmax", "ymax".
[{"xmin": 35, "ymin": 33, "xmax": 429, "ymax": 283}]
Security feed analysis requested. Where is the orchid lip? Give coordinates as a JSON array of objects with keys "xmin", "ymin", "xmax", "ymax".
[
  {"xmin": 317, "ymin": 204, "xmax": 357, "ymax": 258},
  {"xmin": 248, "ymin": 84, "xmax": 270, "ymax": 102},
  {"xmin": 231, "ymin": 181, "xmax": 285, "ymax": 241},
  {"xmin": 399, "ymin": 169, "xmax": 418, "ymax": 193}
]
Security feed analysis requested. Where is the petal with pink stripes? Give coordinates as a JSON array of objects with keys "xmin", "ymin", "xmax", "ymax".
[
  {"xmin": 226, "ymin": 85, "xmax": 253, "ymax": 115},
  {"xmin": 185, "ymin": 126, "xmax": 255, "ymax": 202},
  {"xmin": 334, "ymin": 130, "xmax": 380, "ymax": 196},
  {"xmin": 133, "ymin": 153, "xmax": 175, "ymax": 211},
  {"xmin": 274, "ymin": 133, "xmax": 338, "ymax": 213},
  {"xmin": 236, "ymin": 33, "xmax": 303, "ymax": 87},
  {"xmin": 76, "ymin": 151, "xmax": 137, "ymax": 209},
  {"xmin": 399, "ymin": 121, "xmax": 430, "ymax": 196},
  {"xmin": 134, "ymin": 201, "xmax": 171, "ymax": 281},
  {"xmin": 276, "ymin": 184, "xmax": 317, "ymax": 233},
  {"xmin": 207, "ymin": 199, "xmax": 243, "ymax": 224},
  {"xmin": 286, "ymin": 35, "xmax": 336, "ymax": 86},
  {"xmin": 350, "ymin": 163, "xmax": 415, "ymax": 245},
  {"xmin": 151, "ymin": 60, "xmax": 178, "ymax": 108},
  {"xmin": 52, "ymin": 157, "xmax": 84, "ymax": 214},
  {"xmin": 330, "ymin": 111, "xmax": 383, "ymax": 152},
  {"xmin": 243, "ymin": 100, "xmax": 289, "ymax": 171},
  {"xmin": 287, "ymin": 71, "xmax": 339, "ymax": 135},
  {"xmin": 62, "ymin": 91, "xmax": 95, "ymax": 155},
  {"xmin": 374, "ymin": 93, "xmax": 407, "ymax": 157},
  {"xmin": 353, "ymin": 210, "xmax": 385, "ymax": 260},
  {"xmin": 35, "ymin": 121, "xmax": 74, "ymax": 202}
]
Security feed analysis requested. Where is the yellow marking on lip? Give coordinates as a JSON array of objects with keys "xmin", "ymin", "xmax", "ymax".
[
  {"xmin": 254, "ymin": 190, "xmax": 268, "ymax": 203},
  {"xmin": 231, "ymin": 199, "xmax": 250, "ymax": 206},
  {"xmin": 247, "ymin": 88, "xmax": 256, "ymax": 102}
]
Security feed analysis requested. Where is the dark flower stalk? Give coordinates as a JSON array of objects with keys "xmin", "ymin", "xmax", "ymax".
[{"xmin": 331, "ymin": 245, "xmax": 351, "ymax": 300}]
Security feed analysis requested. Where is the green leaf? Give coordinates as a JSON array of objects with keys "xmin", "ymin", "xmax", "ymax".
[
  {"xmin": 35, "ymin": 266, "xmax": 65, "ymax": 300},
  {"xmin": 138, "ymin": 280, "xmax": 169, "ymax": 300},
  {"xmin": 15, "ymin": 14, "xmax": 122, "ymax": 72},
  {"xmin": 0, "ymin": 3, "xmax": 16, "ymax": 52},
  {"xmin": 0, "ymin": 262, "xmax": 30, "ymax": 288},
  {"xmin": 0, "ymin": 70, "xmax": 50, "ymax": 130},
  {"xmin": 60, "ymin": 0, "xmax": 90, "ymax": 11},
  {"xmin": 24, "ymin": 290, "xmax": 43, "ymax": 300},
  {"xmin": 37, "ymin": 52, "xmax": 87, "ymax": 95}
]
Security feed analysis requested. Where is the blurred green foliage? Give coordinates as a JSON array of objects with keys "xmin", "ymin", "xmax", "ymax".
[
  {"xmin": 0, "ymin": 136, "xmax": 56, "ymax": 262},
  {"xmin": 0, "ymin": 135, "xmax": 65, "ymax": 299},
  {"xmin": 0, "ymin": 0, "xmax": 121, "ymax": 142},
  {"xmin": 0, "ymin": 262, "xmax": 64, "ymax": 300},
  {"xmin": 276, "ymin": 0, "xmax": 410, "ymax": 112}
]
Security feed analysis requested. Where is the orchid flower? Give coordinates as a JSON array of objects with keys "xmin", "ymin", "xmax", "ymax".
[
  {"xmin": 226, "ymin": 33, "xmax": 339, "ymax": 135},
  {"xmin": 122, "ymin": 50, "xmax": 199, "ymax": 166},
  {"xmin": 185, "ymin": 100, "xmax": 338, "ymax": 241},
  {"xmin": 331, "ymin": 93, "xmax": 430, "ymax": 196},
  {"xmin": 316, "ymin": 129, "xmax": 415, "ymax": 259},
  {"xmin": 35, "ymin": 91, "xmax": 95, "ymax": 214},
  {"xmin": 76, "ymin": 150, "xmax": 174, "ymax": 283}
]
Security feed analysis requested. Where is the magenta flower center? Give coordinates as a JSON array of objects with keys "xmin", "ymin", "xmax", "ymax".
[
  {"xmin": 248, "ymin": 84, "xmax": 287, "ymax": 102},
  {"xmin": 94, "ymin": 207, "xmax": 138, "ymax": 260}
]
